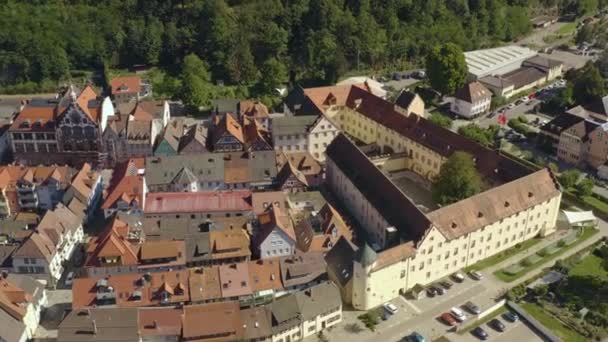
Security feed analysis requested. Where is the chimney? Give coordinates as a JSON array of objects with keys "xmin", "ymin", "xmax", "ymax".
[
  {"xmin": 152, "ymin": 320, "xmax": 158, "ymax": 329},
  {"xmin": 92, "ymin": 319, "xmax": 98, "ymax": 335}
]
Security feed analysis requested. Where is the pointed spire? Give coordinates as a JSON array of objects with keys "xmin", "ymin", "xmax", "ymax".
[{"xmin": 355, "ymin": 243, "xmax": 377, "ymax": 267}]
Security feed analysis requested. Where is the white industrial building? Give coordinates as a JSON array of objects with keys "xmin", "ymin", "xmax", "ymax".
[{"xmin": 464, "ymin": 45, "xmax": 538, "ymax": 79}]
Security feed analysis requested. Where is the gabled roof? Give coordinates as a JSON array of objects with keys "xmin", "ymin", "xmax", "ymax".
[
  {"xmin": 454, "ymin": 82, "xmax": 492, "ymax": 103},
  {"xmin": 256, "ymin": 204, "xmax": 296, "ymax": 247},
  {"xmin": 428, "ymin": 168, "xmax": 560, "ymax": 240},
  {"xmin": 213, "ymin": 113, "xmax": 245, "ymax": 146},
  {"xmin": 326, "ymin": 134, "xmax": 431, "ymax": 244},
  {"xmin": 324, "ymin": 237, "xmax": 356, "ymax": 287},
  {"xmin": 395, "ymin": 90, "xmax": 418, "ymax": 110},
  {"xmin": 239, "ymin": 100, "xmax": 269, "ymax": 119},
  {"xmin": 85, "ymin": 218, "xmax": 139, "ymax": 267},
  {"xmin": 111, "ymin": 76, "xmax": 141, "ymax": 95},
  {"xmin": 75, "ymin": 85, "xmax": 100, "ymax": 122},
  {"xmin": 101, "ymin": 175, "xmax": 144, "ymax": 210},
  {"xmin": 0, "ymin": 277, "xmax": 31, "ymax": 321},
  {"xmin": 67, "ymin": 163, "xmax": 99, "ymax": 203},
  {"xmin": 59, "ymin": 308, "xmax": 139, "ymax": 341},
  {"xmin": 275, "ymin": 160, "xmax": 308, "ymax": 188},
  {"xmin": 13, "ymin": 231, "xmax": 56, "ymax": 262}
]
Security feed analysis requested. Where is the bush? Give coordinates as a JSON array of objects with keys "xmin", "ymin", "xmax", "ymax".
[
  {"xmin": 521, "ymin": 258, "xmax": 533, "ymax": 267},
  {"xmin": 576, "ymin": 179, "xmax": 594, "ymax": 198},
  {"xmin": 358, "ymin": 310, "xmax": 380, "ymax": 331},
  {"xmin": 538, "ymin": 248, "xmax": 548, "ymax": 257},
  {"xmin": 429, "ymin": 112, "xmax": 453, "ymax": 128},
  {"xmin": 558, "ymin": 239, "xmax": 567, "ymax": 248},
  {"xmin": 559, "ymin": 170, "xmax": 581, "ymax": 189}
]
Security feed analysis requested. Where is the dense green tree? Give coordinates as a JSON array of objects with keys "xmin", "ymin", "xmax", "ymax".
[
  {"xmin": 257, "ymin": 58, "xmax": 288, "ymax": 95},
  {"xmin": 428, "ymin": 112, "xmax": 453, "ymax": 128},
  {"xmin": 426, "ymin": 43, "xmax": 468, "ymax": 96},
  {"xmin": 575, "ymin": 178, "xmax": 594, "ymax": 198},
  {"xmin": 432, "ymin": 151, "xmax": 483, "ymax": 206},
  {"xmin": 558, "ymin": 169, "xmax": 581, "ymax": 189},
  {"xmin": 571, "ymin": 63, "xmax": 605, "ymax": 104},
  {"xmin": 457, "ymin": 123, "xmax": 498, "ymax": 147},
  {"xmin": 576, "ymin": 25, "xmax": 594, "ymax": 46},
  {"xmin": 180, "ymin": 54, "xmax": 214, "ymax": 108}
]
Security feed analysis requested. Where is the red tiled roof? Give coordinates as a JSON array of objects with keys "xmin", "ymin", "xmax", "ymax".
[
  {"xmin": 111, "ymin": 76, "xmax": 141, "ymax": 95},
  {"xmin": 101, "ymin": 175, "xmax": 144, "ymax": 210},
  {"xmin": 144, "ymin": 190, "xmax": 252, "ymax": 214}
]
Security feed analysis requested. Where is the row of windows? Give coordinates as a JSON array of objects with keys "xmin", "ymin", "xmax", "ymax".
[
  {"xmin": 13, "ymin": 132, "xmax": 56, "ymax": 141},
  {"xmin": 14, "ymin": 143, "xmax": 57, "ymax": 153}
]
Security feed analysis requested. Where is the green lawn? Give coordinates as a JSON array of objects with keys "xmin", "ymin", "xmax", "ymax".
[
  {"xmin": 521, "ymin": 303, "xmax": 588, "ymax": 342},
  {"xmin": 557, "ymin": 21, "xmax": 578, "ymax": 35},
  {"xmin": 464, "ymin": 238, "xmax": 541, "ymax": 272},
  {"xmin": 570, "ymin": 254, "xmax": 608, "ymax": 280},
  {"xmin": 494, "ymin": 228, "xmax": 599, "ymax": 282},
  {"xmin": 458, "ymin": 306, "xmax": 507, "ymax": 334},
  {"xmin": 582, "ymin": 195, "xmax": 608, "ymax": 214}
]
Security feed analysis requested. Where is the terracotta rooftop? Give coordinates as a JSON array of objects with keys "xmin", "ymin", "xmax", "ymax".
[
  {"xmin": 101, "ymin": 175, "xmax": 144, "ymax": 210},
  {"xmin": 71, "ymin": 270, "xmax": 189, "ymax": 309},
  {"xmin": 111, "ymin": 75, "xmax": 141, "ymax": 95},
  {"xmin": 182, "ymin": 302, "xmax": 242, "ymax": 341},
  {"xmin": 0, "ymin": 277, "xmax": 31, "ymax": 321},
  {"xmin": 138, "ymin": 307, "xmax": 183, "ymax": 337},
  {"xmin": 188, "ymin": 267, "xmax": 222, "ymax": 302},
  {"xmin": 251, "ymin": 191, "xmax": 288, "ymax": 215},
  {"xmin": 218, "ymin": 263, "xmax": 252, "ymax": 298},
  {"xmin": 427, "ymin": 168, "xmax": 560, "ymax": 240},
  {"xmin": 256, "ymin": 204, "xmax": 296, "ymax": 248},
  {"xmin": 248, "ymin": 259, "xmax": 283, "ymax": 291},
  {"xmin": 144, "ymin": 190, "xmax": 252, "ymax": 215}
]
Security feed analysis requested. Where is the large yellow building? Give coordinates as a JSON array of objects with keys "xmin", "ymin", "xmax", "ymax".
[{"xmin": 304, "ymin": 85, "xmax": 563, "ymax": 310}]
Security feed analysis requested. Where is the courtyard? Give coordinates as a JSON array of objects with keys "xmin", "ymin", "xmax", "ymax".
[{"xmin": 390, "ymin": 172, "xmax": 438, "ymax": 212}]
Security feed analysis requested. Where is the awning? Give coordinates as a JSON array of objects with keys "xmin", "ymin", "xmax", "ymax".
[{"xmin": 559, "ymin": 210, "xmax": 596, "ymax": 225}]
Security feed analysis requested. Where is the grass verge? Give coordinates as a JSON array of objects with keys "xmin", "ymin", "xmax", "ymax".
[
  {"xmin": 557, "ymin": 21, "xmax": 578, "ymax": 35},
  {"xmin": 457, "ymin": 306, "xmax": 507, "ymax": 334},
  {"xmin": 464, "ymin": 238, "xmax": 541, "ymax": 272},
  {"xmin": 493, "ymin": 228, "xmax": 599, "ymax": 282},
  {"xmin": 521, "ymin": 302, "xmax": 587, "ymax": 342},
  {"xmin": 570, "ymin": 253, "xmax": 608, "ymax": 280}
]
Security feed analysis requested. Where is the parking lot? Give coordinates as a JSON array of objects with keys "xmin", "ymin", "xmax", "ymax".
[{"xmin": 449, "ymin": 319, "xmax": 543, "ymax": 342}]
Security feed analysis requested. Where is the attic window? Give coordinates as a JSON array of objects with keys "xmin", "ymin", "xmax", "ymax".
[
  {"xmin": 477, "ymin": 212, "xmax": 483, "ymax": 218},
  {"xmin": 528, "ymin": 192, "xmax": 534, "ymax": 198},
  {"xmin": 451, "ymin": 222, "xmax": 457, "ymax": 229},
  {"xmin": 504, "ymin": 201, "xmax": 510, "ymax": 207}
]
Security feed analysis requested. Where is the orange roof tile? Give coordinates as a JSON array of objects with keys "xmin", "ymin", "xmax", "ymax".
[
  {"xmin": 111, "ymin": 76, "xmax": 141, "ymax": 95},
  {"xmin": 248, "ymin": 259, "xmax": 282, "ymax": 291}
]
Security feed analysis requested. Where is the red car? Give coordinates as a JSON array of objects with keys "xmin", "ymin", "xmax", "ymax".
[{"xmin": 441, "ymin": 312, "xmax": 458, "ymax": 326}]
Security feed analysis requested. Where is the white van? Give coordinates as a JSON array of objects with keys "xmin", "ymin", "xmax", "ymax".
[{"xmin": 450, "ymin": 307, "xmax": 467, "ymax": 322}]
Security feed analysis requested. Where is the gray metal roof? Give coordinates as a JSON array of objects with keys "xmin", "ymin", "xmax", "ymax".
[
  {"xmin": 464, "ymin": 45, "xmax": 537, "ymax": 78},
  {"xmin": 145, "ymin": 154, "xmax": 225, "ymax": 186},
  {"xmin": 271, "ymin": 115, "xmax": 318, "ymax": 136},
  {"xmin": 295, "ymin": 281, "xmax": 342, "ymax": 320}
]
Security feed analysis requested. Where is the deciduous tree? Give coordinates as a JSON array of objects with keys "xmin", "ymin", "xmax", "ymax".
[{"xmin": 432, "ymin": 151, "xmax": 483, "ymax": 206}]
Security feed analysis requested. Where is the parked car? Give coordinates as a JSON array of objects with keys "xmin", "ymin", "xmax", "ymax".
[
  {"xmin": 520, "ymin": 96, "xmax": 530, "ymax": 103},
  {"xmin": 465, "ymin": 301, "xmax": 481, "ymax": 314},
  {"xmin": 65, "ymin": 271, "xmax": 74, "ymax": 286},
  {"xmin": 452, "ymin": 272, "xmax": 465, "ymax": 283},
  {"xmin": 413, "ymin": 70, "xmax": 427, "ymax": 79},
  {"xmin": 503, "ymin": 311, "xmax": 519, "ymax": 322},
  {"xmin": 384, "ymin": 303, "xmax": 398, "ymax": 314},
  {"xmin": 507, "ymin": 102, "xmax": 516, "ymax": 109},
  {"xmin": 426, "ymin": 287, "xmax": 437, "ymax": 297},
  {"xmin": 441, "ymin": 312, "xmax": 458, "ymax": 326},
  {"xmin": 489, "ymin": 318, "xmax": 506, "ymax": 332},
  {"xmin": 472, "ymin": 326, "xmax": 489, "ymax": 340},
  {"xmin": 393, "ymin": 73, "xmax": 401, "ymax": 81},
  {"xmin": 408, "ymin": 332, "xmax": 426, "ymax": 342},
  {"xmin": 450, "ymin": 307, "xmax": 468, "ymax": 322},
  {"xmin": 487, "ymin": 111, "xmax": 497, "ymax": 118},
  {"xmin": 469, "ymin": 270, "xmax": 483, "ymax": 280},
  {"xmin": 439, "ymin": 280, "xmax": 453, "ymax": 289},
  {"xmin": 432, "ymin": 285, "xmax": 445, "ymax": 295}
]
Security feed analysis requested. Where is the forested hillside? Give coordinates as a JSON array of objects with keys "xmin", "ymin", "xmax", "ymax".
[{"xmin": 0, "ymin": 0, "xmax": 602, "ymax": 101}]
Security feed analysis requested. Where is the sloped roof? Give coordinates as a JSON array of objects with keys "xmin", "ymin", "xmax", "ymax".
[
  {"xmin": 324, "ymin": 237, "xmax": 356, "ymax": 287},
  {"xmin": 326, "ymin": 134, "xmax": 431, "ymax": 244},
  {"xmin": 256, "ymin": 204, "xmax": 296, "ymax": 247},
  {"xmin": 182, "ymin": 302, "xmax": 242, "ymax": 341},
  {"xmin": 427, "ymin": 168, "xmax": 560, "ymax": 240},
  {"xmin": 454, "ymin": 82, "xmax": 492, "ymax": 103},
  {"xmin": 111, "ymin": 76, "xmax": 141, "ymax": 95},
  {"xmin": 101, "ymin": 175, "xmax": 144, "ymax": 210},
  {"xmin": 144, "ymin": 190, "xmax": 252, "ymax": 214}
]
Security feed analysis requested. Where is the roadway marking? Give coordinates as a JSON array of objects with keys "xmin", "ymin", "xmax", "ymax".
[{"xmin": 401, "ymin": 298, "xmax": 422, "ymax": 314}]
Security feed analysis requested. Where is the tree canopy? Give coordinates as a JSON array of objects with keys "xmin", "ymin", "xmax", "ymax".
[
  {"xmin": 0, "ymin": 0, "xmax": 603, "ymax": 100},
  {"xmin": 426, "ymin": 43, "xmax": 468, "ymax": 96},
  {"xmin": 432, "ymin": 151, "xmax": 483, "ymax": 206}
]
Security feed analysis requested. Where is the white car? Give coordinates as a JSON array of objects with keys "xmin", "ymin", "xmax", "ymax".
[
  {"xmin": 450, "ymin": 307, "xmax": 468, "ymax": 322},
  {"xmin": 507, "ymin": 103, "xmax": 516, "ymax": 109},
  {"xmin": 520, "ymin": 96, "xmax": 529, "ymax": 103},
  {"xmin": 469, "ymin": 270, "xmax": 483, "ymax": 280},
  {"xmin": 383, "ymin": 302, "xmax": 398, "ymax": 314},
  {"xmin": 452, "ymin": 272, "xmax": 465, "ymax": 282},
  {"xmin": 65, "ymin": 271, "xmax": 74, "ymax": 286}
]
